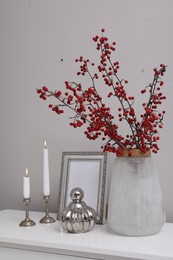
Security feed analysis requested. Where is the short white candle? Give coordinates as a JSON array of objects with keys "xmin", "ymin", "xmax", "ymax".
[
  {"xmin": 43, "ymin": 141, "xmax": 50, "ymax": 196},
  {"xmin": 23, "ymin": 168, "xmax": 30, "ymax": 199}
]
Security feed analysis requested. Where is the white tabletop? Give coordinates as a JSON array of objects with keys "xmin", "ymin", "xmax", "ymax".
[{"xmin": 0, "ymin": 210, "xmax": 173, "ymax": 260}]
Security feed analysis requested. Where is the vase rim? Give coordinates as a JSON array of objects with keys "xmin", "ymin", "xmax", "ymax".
[{"xmin": 117, "ymin": 149, "xmax": 151, "ymax": 157}]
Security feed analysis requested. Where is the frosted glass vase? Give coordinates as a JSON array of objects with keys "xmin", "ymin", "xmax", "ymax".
[{"xmin": 107, "ymin": 150, "xmax": 165, "ymax": 236}]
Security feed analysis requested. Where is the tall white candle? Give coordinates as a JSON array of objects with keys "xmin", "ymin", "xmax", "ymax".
[
  {"xmin": 23, "ymin": 168, "xmax": 30, "ymax": 199},
  {"xmin": 43, "ymin": 141, "xmax": 50, "ymax": 196}
]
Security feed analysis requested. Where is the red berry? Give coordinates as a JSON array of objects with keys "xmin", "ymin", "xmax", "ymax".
[{"xmin": 42, "ymin": 86, "xmax": 48, "ymax": 92}]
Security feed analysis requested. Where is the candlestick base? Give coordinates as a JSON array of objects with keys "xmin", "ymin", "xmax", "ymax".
[
  {"xmin": 19, "ymin": 218, "xmax": 36, "ymax": 227},
  {"xmin": 39, "ymin": 214, "xmax": 56, "ymax": 224},
  {"xmin": 19, "ymin": 198, "xmax": 36, "ymax": 227},
  {"xmin": 39, "ymin": 196, "xmax": 55, "ymax": 224}
]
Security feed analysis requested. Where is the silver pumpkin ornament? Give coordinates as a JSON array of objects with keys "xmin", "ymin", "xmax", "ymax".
[{"xmin": 59, "ymin": 187, "xmax": 97, "ymax": 233}]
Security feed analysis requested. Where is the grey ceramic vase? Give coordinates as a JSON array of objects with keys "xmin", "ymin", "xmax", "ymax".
[
  {"xmin": 59, "ymin": 187, "xmax": 97, "ymax": 233},
  {"xmin": 108, "ymin": 149, "xmax": 166, "ymax": 236}
]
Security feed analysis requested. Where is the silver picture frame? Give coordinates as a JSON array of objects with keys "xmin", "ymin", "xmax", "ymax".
[{"xmin": 57, "ymin": 151, "xmax": 107, "ymax": 224}]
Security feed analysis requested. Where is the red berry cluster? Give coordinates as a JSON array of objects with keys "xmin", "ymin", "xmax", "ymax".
[{"xmin": 36, "ymin": 29, "xmax": 167, "ymax": 156}]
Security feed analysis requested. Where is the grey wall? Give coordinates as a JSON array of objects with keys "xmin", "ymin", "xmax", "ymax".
[{"xmin": 0, "ymin": 0, "xmax": 173, "ymax": 223}]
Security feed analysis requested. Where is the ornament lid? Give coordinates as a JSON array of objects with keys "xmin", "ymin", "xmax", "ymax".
[{"xmin": 70, "ymin": 187, "xmax": 84, "ymax": 202}]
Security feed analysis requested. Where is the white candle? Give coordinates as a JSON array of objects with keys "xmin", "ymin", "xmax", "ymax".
[
  {"xmin": 23, "ymin": 168, "xmax": 30, "ymax": 199},
  {"xmin": 43, "ymin": 141, "xmax": 50, "ymax": 196}
]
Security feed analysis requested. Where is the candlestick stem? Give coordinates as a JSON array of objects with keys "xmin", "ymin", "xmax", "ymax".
[
  {"xmin": 19, "ymin": 198, "xmax": 36, "ymax": 227},
  {"xmin": 39, "ymin": 196, "xmax": 55, "ymax": 224}
]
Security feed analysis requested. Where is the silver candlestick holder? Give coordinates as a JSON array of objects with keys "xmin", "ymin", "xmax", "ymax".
[
  {"xmin": 39, "ymin": 196, "xmax": 55, "ymax": 224},
  {"xmin": 19, "ymin": 198, "xmax": 36, "ymax": 227}
]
